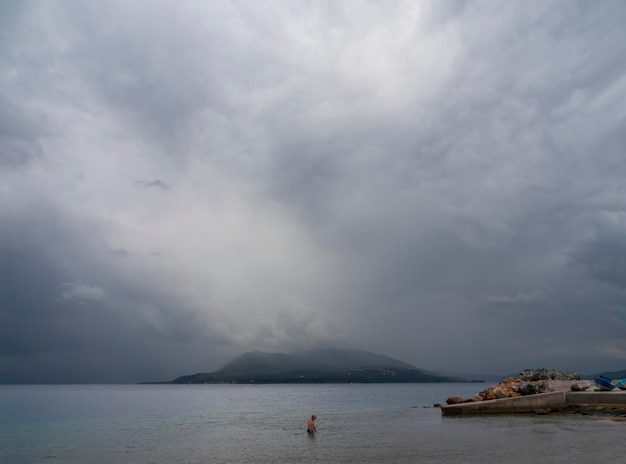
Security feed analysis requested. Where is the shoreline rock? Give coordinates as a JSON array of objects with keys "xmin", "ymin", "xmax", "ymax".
[{"xmin": 445, "ymin": 368, "xmax": 580, "ymax": 405}]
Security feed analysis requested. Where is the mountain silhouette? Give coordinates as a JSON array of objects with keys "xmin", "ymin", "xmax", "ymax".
[{"xmin": 169, "ymin": 348, "xmax": 466, "ymax": 384}]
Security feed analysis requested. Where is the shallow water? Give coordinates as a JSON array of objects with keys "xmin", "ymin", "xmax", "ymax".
[{"xmin": 0, "ymin": 383, "xmax": 623, "ymax": 463}]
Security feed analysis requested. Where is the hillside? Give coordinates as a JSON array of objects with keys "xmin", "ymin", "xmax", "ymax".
[{"xmin": 170, "ymin": 348, "xmax": 468, "ymax": 384}]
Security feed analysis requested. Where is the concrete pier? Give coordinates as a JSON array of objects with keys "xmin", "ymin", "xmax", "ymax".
[
  {"xmin": 441, "ymin": 392, "xmax": 566, "ymax": 416},
  {"xmin": 440, "ymin": 383, "xmax": 626, "ymax": 416}
]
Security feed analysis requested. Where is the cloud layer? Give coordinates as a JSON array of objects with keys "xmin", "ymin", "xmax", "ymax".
[{"xmin": 2, "ymin": 0, "xmax": 626, "ymax": 382}]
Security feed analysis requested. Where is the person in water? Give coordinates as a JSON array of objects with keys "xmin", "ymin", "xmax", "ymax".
[{"xmin": 307, "ymin": 414, "xmax": 317, "ymax": 434}]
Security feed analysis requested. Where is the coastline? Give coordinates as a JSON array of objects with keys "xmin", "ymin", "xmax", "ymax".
[{"xmin": 440, "ymin": 379, "xmax": 626, "ymax": 417}]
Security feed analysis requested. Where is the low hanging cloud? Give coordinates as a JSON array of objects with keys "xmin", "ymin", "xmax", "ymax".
[
  {"xmin": 484, "ymin": 291, "xmax": 544, "ymax": 305},
  {"xmin": 60, "ymin": 282, "xmax": 106, "ymax": 302},
  {"xmin": 135, "ymin": 179, "xmax": 170, "ymax": 191}
]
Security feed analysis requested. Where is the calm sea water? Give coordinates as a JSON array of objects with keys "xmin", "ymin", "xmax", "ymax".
[{"xmin": 0, "ymin": 383, "xmax": 623, "ymax": 463}]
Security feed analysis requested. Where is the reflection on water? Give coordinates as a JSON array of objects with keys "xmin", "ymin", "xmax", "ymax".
[{"xmin": 0, "ymin": 384, "xmax": 623, "ymax": 464}]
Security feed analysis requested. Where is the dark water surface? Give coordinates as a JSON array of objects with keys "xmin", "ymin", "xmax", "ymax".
[{"xmin": 1, "ymin": 383, "xmax": 623, "ymax": 463}]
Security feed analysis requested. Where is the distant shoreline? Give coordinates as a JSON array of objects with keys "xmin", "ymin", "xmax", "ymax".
[{"xmin": 138, "ymin": 380, "xmax": 487, "ymax": 385}]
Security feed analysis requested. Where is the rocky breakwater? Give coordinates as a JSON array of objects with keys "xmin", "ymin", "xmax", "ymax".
[
  {"xmin": 442, "ymin": 368, "xmax": 626, "ymax": 417},
  {"xmin": 445, "ymin": 369, "xmax": 579, "ymax": 405}
]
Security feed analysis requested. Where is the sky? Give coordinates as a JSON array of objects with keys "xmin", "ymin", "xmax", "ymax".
[{"xmin": 2, "ymin": 0, "xmax": 626, "ymax": 383}]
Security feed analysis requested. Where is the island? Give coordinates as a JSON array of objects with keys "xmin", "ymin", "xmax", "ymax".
[{"xmin": 147, "ymin": 348, "xmax": 477, "ymax": 384}]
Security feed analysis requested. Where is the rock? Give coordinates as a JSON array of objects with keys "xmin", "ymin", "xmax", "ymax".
[
  {"xmin": 571, "ymin": 381, "xmax": 592, "ymax": 391},
  {"xmin": 519, "ymin": 381, "xmax": 542, "ymax": 396},
  {"xmin": 444, "ymin": 367, "xmax": 582, "ymax": 407},
  {"xmin": 494, "ymin": 387, "xmax": 509, "ymax": 399},
  {"xmin": 514, "ymin": 368, "xmax": 580, "ymax": 381},
  {"xmin": 446, "ymin": 396, "xmax": 465, "ymax": 405},
  {"xmin": 469, "ymin": 375, "xmax": 548, "ymax": 401}
]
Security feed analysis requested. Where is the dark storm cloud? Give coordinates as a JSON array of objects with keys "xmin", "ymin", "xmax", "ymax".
[
  {"xmin": 570, "ymin": 215, "xmax": 626, "ymax": 289},
  {"xmin": 0, "ymin": 200, "xmax": 233, "ymax": 383},
  {"xmin": 2, "ymin": 0, "xmax": 626, "ymax": 382}
]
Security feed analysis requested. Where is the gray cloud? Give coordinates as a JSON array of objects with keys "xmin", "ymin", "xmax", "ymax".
[
  {"xmin": 0, "ymin": 95, "xmax": 47, "ymax": 167},
  {"xmin": 60, "ymin": 282, "xmax": 106, "ymax": 302},
  {"xmin": 135, "ymin": 179, "xmax": 170, "ymax": 191},
  {"xmin": 2, "ymin": 0, "xmax": 626, "ymax": 382},
  {"xmin": 569, "ymin": 212, "xmax": 626, "ymax": 288}
]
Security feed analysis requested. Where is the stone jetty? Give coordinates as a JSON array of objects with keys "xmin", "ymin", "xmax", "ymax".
[{"xmin": 440, "ymin": 369, "xmax": 626, "ymax": 417}]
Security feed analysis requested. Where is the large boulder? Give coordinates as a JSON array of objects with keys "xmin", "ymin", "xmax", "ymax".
[
  {"xmin": 518, "ymin": 381, "xmax": 543, "ymax": 396},
  {"xmin": 446, "ymin": 396, "xmax": 465, "ymax": 405}
]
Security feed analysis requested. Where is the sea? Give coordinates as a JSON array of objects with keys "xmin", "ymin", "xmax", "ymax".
[{"xmin": 1, "ymin": 383, "xmax": 623, "ymax": 463}]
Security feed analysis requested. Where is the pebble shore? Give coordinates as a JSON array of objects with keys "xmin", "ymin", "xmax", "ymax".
[{"xmin": 561, "ymin": 404, "xmax": 626, "ymax": 419}]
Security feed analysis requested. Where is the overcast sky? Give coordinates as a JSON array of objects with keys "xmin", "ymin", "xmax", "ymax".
[{"xmin": 2, "ymin": 0, "xmax": 626, "ymax": 383}]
